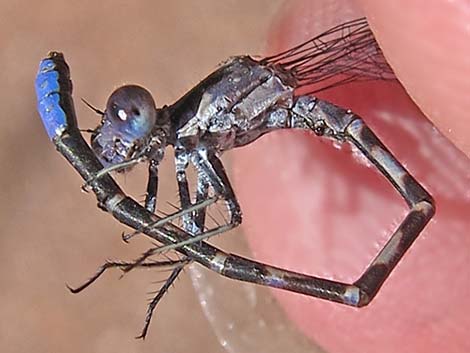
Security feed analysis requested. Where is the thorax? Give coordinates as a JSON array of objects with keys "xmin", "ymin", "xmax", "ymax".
[{"xmin": 165, "ymin": 56, "xmax": 295, "ymax": 152}]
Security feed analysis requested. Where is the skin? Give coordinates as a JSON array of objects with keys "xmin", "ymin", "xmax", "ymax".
[
  {"xmin": 358, "ymin": 0, "xmax": 470, "ymax": 158},
  {"xmin": 232, "ymin": 0, "xmax": 470, "ymax": 352}
]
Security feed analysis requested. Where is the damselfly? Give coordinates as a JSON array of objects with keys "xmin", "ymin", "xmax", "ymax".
[{"xmin": 35, "ymin": 18, "xmax": 435, "ymax": 338}]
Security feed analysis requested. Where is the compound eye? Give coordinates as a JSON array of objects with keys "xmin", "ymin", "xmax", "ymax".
[
  {"xmin": 111, "ymin": 102, "xmax": 142, "ymax": 122},
  {"xmin": 105, "ymin": 85, "xmax": 157, "ymax": 139}
]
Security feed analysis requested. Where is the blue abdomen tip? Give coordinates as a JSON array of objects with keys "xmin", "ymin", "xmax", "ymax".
[{"xmin": 35, "ymin": 52, "xmax": 70, "ymax": 140}]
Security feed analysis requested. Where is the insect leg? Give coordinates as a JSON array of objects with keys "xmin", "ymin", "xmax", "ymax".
[
  {"xmin": 194, "ymin": 173, "xmax": 210, "ymax": 231},
  {"xmin": 130, "ymin": 147, "xmax": 193, "ymax": 338},
  {"xmin": 123, "ymin": 157, "xmax": 217, "ymax": 242},
  {"xmin": 137, "ymin": 265, "xmax": 185, "ymax": 339},
  {"xmin": 120, "ymin": 158, "xmax": 160, "ymax": 242},
  {"xmin": 66, "ymin": 258, "xmax": 189, "ymax": 293},
  {"xmin": 193, "ymin": 151, "xmax": 242, "ymax": 228},
  {"xmin": 124, "ymin": 152, "xmax": 243, "ymax": 260},
  {"xmin": 144, "ymin": 159, "xmax": 159, "ymax": 213},
  {"xmin": 123, "ymin": 149, "xmax": 232, "ymax": 268},
  {"xmin": 174, "ymin": 147, "xmax": 196, "ymax": 232},
  {"xmin": 82, "ymin": 155, "xmax": 146, "ymax": 189}
]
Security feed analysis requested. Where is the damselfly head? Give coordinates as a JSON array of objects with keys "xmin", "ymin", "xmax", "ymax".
[{"xmin": 90, "ymin": 85, "xmax": 160, "ymax": 168}]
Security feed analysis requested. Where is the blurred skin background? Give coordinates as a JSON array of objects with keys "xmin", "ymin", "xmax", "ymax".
[{"xmin": 1, "ymin": 0, "xmax": 469, "ymax": 353}]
